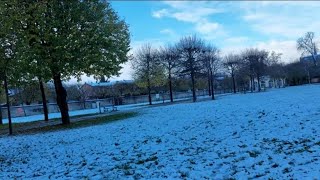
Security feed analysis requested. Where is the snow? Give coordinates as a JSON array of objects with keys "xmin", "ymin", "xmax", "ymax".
[
  {"xmin": 2, "ymin": 109, "xmax": 100, "ymax": 124},
  {"xmin": 2, "ymin": 94, "xmax": 215, "ymax": 124},
  {"xmin": 1, "ymin": 85, "xmax": 320, "ymax": 179}
]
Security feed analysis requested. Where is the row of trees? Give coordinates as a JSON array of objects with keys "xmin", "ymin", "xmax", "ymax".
[
  {"xmin": 132, "ymin": 31, "xmax": 320, "ymax": 105},
  {"xmin": 0, "ymin": 1, "xmax": 130, "ymax": 130},
  {"xmin": 5, "ymin": 32, "xmax": 315, "ymax": 107},
  {"xmin": 132, "ymin": 36, "xmax": 220, "ymax": 104},
  {"xmin": 132, "ymin": 35, "xmax": 285, "ymax": 105}
]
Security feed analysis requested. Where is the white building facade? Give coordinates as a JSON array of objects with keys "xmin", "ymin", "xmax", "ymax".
[{"xmin": 249, "ymin": 76, "xmax": 286, "ymax": 91}]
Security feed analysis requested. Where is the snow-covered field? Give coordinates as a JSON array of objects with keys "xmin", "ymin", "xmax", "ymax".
[{"xmin": 1, "ymin": 85, "xmax": 320, "ymax": 179}]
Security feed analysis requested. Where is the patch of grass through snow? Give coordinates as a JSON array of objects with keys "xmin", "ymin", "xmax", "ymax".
[
  {"xmin": 6, "ymin": 112, "xmax": 138, "ymax": 135},
  {"xmin": 0, "ymin": 113, "xmax": 99, "ymax": 131}
]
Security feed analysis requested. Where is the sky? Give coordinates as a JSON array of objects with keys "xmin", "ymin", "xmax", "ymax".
[{"xmin": 71, "ymin": 1, "xmax": 320, "ymax": 84}]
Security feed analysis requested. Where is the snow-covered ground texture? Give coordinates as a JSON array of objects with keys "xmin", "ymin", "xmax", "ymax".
[{"xmin": 1, "ymin": 85, "xmax": 320, "ymax": 179}]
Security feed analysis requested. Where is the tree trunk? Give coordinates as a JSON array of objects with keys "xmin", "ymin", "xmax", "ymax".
[
  {"xmin": 307, "ymin": 70, "xmax": 311, "ymax": 84},
  {"xmin": 147, "ymin": 77, "xmax": 152, "ymax": 105},
  {"xmin": 253, "ymin": 81, "xmax": 256, "ymax": 91},
  {"xmin": 232, "ymin": 74, "xmax": 236, "ymax": 93},
  {"xmin": 39, "ymin": 79, "xmax": 49, "ymax": 121},
  {"xmin": 0, "ymin": 94, "xmax": 2, "ymax": 124},
  {"xmin": 207, "ymin": 71, "xmax": 212, "ymax": 96},
  {"xmin": 17, "ymin": 88, "xmax": 27, "ymax": 117},
  {"xmin": 53, "ymin": 73, "xmax": 70, "ymax": 125},
  {"xmin": 191, "ymin": 69, "xmax": 197, "ymax": 102},
  {"xmin": 168, "ymin": 71, "xmax": 173, "ymax": 103},
  {"xmin": 312, "ymin": 54, "xmax": 317, "ymax": 66},
  {"xmin": 210, "ymin": 70, "xmax": 215, "ymax": 100},
  {"xmin": 83, "ymin": 101, "xmax": 86, "ymax": 109},
  {"xmin": 257, "ymin": 75, "xmax": 261, "ymax": 92},
  {"xmin": 4, "ymin": 74, "xmax": 13, "ymax": 135},
  {"xmin": 250, "ymin": 76, "xmax": 253, "ymax": 92}
]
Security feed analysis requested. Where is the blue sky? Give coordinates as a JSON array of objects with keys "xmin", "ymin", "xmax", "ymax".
[
  {"xmin": 73, "ymin": 1, "xmax": 320, "ymax": 83},
  {"xmin": 111, "ymin": 1, "xmax": 262, "ymax": 47}
]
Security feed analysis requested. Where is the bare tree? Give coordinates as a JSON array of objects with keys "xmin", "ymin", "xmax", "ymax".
[
  {"xmin": 242, "ymin": 48, "xmax": 269, "ymax": 92},
  {"xmin": 254, "ymin": 50, "xmax": 269, "ymax": 91},
  {"xmin": 224, "ymin": 54, "xmax": 240, "ymax": 93},
  {"xmin": 235, "ymin": 64, "xmax": 250, "ymax": 93},
  {"xmin": 268, "ymin": 63, "xmax": 286, "ymax": 87},
  {"xmin": 66, "ymin": 85, "xmax": 82, "ymax": 101},
  {"xmin": 297, "ymin": 32, "xmax": 319, "ymax": 66},
  {"xmin": 301, "ymin": 61, "xmax": 313, "ymax": 84},
  {"xmin": 18, "ymin": 81, "xmax": 42, "ymax": 105},
  {"xmin": 159, "ymin": 45, "xmax": 180, "ymax": 102},
  {"xmin": 201, "ymin": 44, "xmax": 220, "ymax": 100},
  {"xmin": 267, "ymin": 52, "xmax": 286, "ymax": 87},
  {"xmin": 113, "ymin": 81, "xmax": 135, "ymax": 96},
  {"xmin": 268, "ymin": 51, "xmax": 282, "ymax": 65},
  {"xmin": 284, "ymin": 60, "xmax": 309, "ymax": 85},
  {"xmin": 77, "ymin": 84, "xmax": 91, "ymax": 108},
  {"xmin": 132, "ymin": 44, "xmax": 164, "ymax": 105},
  {"xmin": 176, "ymin": 35, "xmax": 205, "ymax": 102}
]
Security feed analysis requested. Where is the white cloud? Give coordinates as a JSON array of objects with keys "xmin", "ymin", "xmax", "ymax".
[
  {"xmin": 154, "ymin": 1, "xmax": 320, "ymax": 39},
  {"xmin": 221, "ymin": 45, "xmax": 246, "ymax": 57},
  {"xmin": 152, "ymin": 1, "xmax": 224, "ymax": 37},
  {"xmin": 152, "ymin": 9, "xmax": 169, "ymax": 18},
  {"xmin": 243, "ymin": 13, "xmax": 267, "ymax": 21},
  {"xmin": 160, "ymin": 28, "xmax": 176, "ymax": 37},
  {"xmin": 225, "ymin": 36, "xmax": 249, "ymax": 44},
  {"xmin": 151, "ymin": 1, "xmax": 320, "ymax": 62},
  {"xmin": 241, "ymin": 1, "xmax": 320, "ymax": 38},
  {"xmin": 256, "ymin": 40, "xmax": 300, "ymax": 63},
  {"xmin": 162, "ymin": 1, "xmax": 224, "ymax": 13},
  {"xmin": 153, "ymin": 1, "xmax": 320, "ymax": 40},
  {"xmin": 171, "ymin": 12, "xmax": 199, "ymax": 23},
  {"xmin": 67, "ymin": 62, "xmax": 134, "ymax": 84},
  {"xmin": 195, "ymin": 21, "xmax": 219, "ymax": 35},
  {"xmin": 221, "ymin": 39, "xmax": 300, "ymax": 64},
  {"xmin": 110, "ymin": 62, "xmax": 133, "ymax": 81},
  {"xmin": 162, "ymin": 1, "xmax": 190, "ymax": 9},
  {"xmin": 171, "ymin": 7, "xmax": 222, "ymax": 23}
]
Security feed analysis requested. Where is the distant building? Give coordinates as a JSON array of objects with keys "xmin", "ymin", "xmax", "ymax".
[
  {"xmin": 300, "ymin": 54, "xmax": 320, "ymax": 63},
  {"xmin": 81, "ymin": 80, "xmax": 134, "ymax": 99},
  {"xmin": 300, "ymin": 54, "xmax": 320, "ymax": 83},
  {"xmin": 249, "ymin": 76, "xmax": 286, "ymax": 91},
  {"xmin": 214, "ymin": 73, "xmax": 225, "ymax": 81}
]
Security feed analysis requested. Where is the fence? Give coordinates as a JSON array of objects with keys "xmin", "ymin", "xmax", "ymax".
[{"xmin": 1, "ymin": 89, "xmax": 233, "ymax": 119}]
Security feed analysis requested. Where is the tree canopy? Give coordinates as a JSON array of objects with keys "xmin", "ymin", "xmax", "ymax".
[{"xmin": 0, "ymin": 0, "xmax": 131, "ymax": 125}]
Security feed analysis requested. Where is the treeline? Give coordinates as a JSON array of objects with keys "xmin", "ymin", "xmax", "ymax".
[
  {"xmin": 132, "ymin": 32, "xmax": 320, "ymax": 105},
  {"xmin": 132, "ymin": 35, "xmax": 279, "ymax": 105},
  {"xmin": 0, "ymin": 1, "xmax": 130, "ymax": 130},
  {"xmin": 7, "ymin": 55, "xmax": 316, "ymax": 107}
]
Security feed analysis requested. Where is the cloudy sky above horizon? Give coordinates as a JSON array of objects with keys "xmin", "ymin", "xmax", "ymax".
[{"xmin": 72, "ymin": 1, "xmax": 320, "ymax": 83}]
